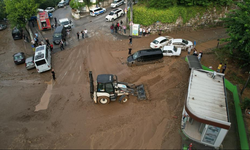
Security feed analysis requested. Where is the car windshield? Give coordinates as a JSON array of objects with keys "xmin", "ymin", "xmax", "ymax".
[
  {"xmin": 152, "ymin": 40, "xmax": 159, "ymax": 44},
  {"xmin": 54, "ymin": 33, "xmax": 61, "ymax": 38},
  {"xmin": 109, "ymin": 12, "xmax": 114, "ymax": 15},
  {"xmin": 173, "ymin": 46, "xmax": 177, "ymax": 52},
  {"xmin": 182, "ymin": 39, "xmax": 188, "ymax": 44},
  {"xmin": 61, "ymin": 21, "xmax": 69, "ymax": 25},
  {"xmin": 14, "ymin": 55, "xmax": 23, "ymax": 60},
  {"xmin": 132, "ymin": 52, "xmax": 139, "ymax": 60}
]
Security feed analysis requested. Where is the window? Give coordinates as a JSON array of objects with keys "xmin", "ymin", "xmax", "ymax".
[
  {"xmin": 106, "ymin": 83, "xmax": 114, "ymax": 93},
  {"xmin": 97, "ymin": 83, "xmax": 105, "ymax": 92},
  {"xmin": 35, "ymin": 59, "xmax": 46, "ymax": 66},
  {"xmin": 173, "ymin": 46, "xmax": 177, "ymax": 52},
  {"xmin": 168, "ymin": 50, "xmax": 173, "ymax": 53},
  {"xmin": 182, "ymin": 39, "xmax": 188, "ymax": 44},
  {"xmin": 160, "ymin": 39, "xmax": 167, "ymax": 43}
]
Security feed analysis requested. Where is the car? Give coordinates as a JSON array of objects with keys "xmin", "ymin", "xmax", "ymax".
[
  {"xmin": 90, "ymin": 7, "xmax": 106, "ymax": 16},
  {"xmin": 161, "ymin": 45, "xmax": 181, "ymax": 57},
  {"xmin": 25, "ymin": 56, "xmax": 35, "ymax": 70},
  {"xmin": 150, "ymin": 36, "xmax": 172, "ymax": 49},
  {"xmin": 58, "ymin": 1, "xmax": 66, "ymax": 8},
  {"xmin": 45, "ymin": 7, "xmax": 55, "ymax": 13},
  {"xmin": 53, "ymin": 26, "xmax": 66, "ymax": 45},
  {"xmin": 37, "ymin": 8, "xmax": 44, "ymax": 12},
  {"xmin": 168, "ymin": 38, "xmax": 193, "ymax": 50},
  {"xmin": 105, "ymin": 8, "xmax": 124, "ymax": 21},
  {"xmin": 13, "ymin": 52, "xmax": 25, "ymax": 65},
  {"xmin": 111, "ymin": 0, "xmax": 124, "ymax": 8},
  {"xmin": 0, "ymin": 24, "xmax": 7, "ymax": 31},
  {"xmin": 59, "ymin": 18, "xmax": 73, "ymax": 30},
  {"xmin": 12, "ymin": 27, "xmax": 23, "ymax": 40}
]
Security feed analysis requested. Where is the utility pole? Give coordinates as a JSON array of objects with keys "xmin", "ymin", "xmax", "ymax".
[
  {"xmin": 125, "ymin": 0, "xmax": 128, "ymax": 28},
  {"xmin": 130, "ymin": 0, "xmax": 133, "ymax": 36},
  {"xmin": 241, "ymin": 71, "xmax": 250, "ymax": 95}
]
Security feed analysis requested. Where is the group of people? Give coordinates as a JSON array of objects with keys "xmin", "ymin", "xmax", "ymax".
[
  {"xmin": 110, "ymin": 20, "xmax": 126, "ymax": 34},
  {"xmin": 77, "ymin": 29, "xmax": 88, "ymax": 40},
  {"xmin": 217, "ymin": 63, "xmax": 227, "ymax": 73},
  {"xmin": 139, "ymin": 27, "xmax": 151, "ymax": 37},
  {"xmin": 31, "ymin": 32, "xmax": 56, "ymax": 52},
  {"xmin": 187, "ymin": 45, "xmax": 203, "ymax": 62}
]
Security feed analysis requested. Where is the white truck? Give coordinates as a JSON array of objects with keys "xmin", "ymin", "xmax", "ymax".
[{"xmin": 161, "ymin": 45, "xmax": 182, "ymax": 56}]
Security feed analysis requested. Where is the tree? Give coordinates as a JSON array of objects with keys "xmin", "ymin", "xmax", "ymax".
[
  {"xmin": 70, "ymin": 0, "xmax": 85, "ymax": 10},
  {"xmin": 221, "ymin": 0, "xmax": 250, "ymax": 67},
  {"xmin": 0, "ymin": 0, "xmax": 6, "ymax": 20},
  {"xmin": 83, "ymin": 0, "xmax": 92, "ymax": 12},
  {"xmin": 4, "ymin": 0, "xmax": 38, "ymax": 28}
]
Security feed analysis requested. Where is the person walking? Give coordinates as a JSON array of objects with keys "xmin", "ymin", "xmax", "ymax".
[
  {"xmin": 45, "ymin": 38, "xmax": 50, "ymax": 46},
  {"xmin": 51, "ymin": 69, "xmax": 56, "ymax": 80},
  {"xmin": 84, "ymin": 29, "xmax": 88, "ymax": 38},
  {"xmin": 60, "ymin": 39, "xmax": 64, "ymax": 50},
  {"xmin": 123, "ymin": 25, "xmax": 126, "ymax": 34},
  {"xmin": 222, "ymin": 64, "xmax": 227, "ymax": 73},
  {"xmin": 81, "ymin": 30, "xmax": 84, "ymax": 39},
  {"xmin": 110, "ymin": 24, "xmax": 114, "ymax": 33},
  {"xmin": 129, "ymin": 35, "xmax": 132, "ymax": 45},
  {"xmin": 77, "ymin": 32, "xmax": 80, "ymax": 40},
  {"xmin": 217, "ymin": 63, "xmax": 222, "ymax": 72}
]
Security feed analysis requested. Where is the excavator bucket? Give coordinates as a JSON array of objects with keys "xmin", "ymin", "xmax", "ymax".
[{"xmin": 136, "ymin": 84, "xmax": 147, "ymax": 100}]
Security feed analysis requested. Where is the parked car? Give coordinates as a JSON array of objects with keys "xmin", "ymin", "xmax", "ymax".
[
  {"xmin": 13, "ymin": 52, "xmax": 25, "ymax": 65},
  {"xmin": 53, "ymin": 26, "xmax": 66, "ymax": 45},
  {"xmin": 161, "ymin": 46, "xmax": 181, "ymax": 57},
  {"xmin": 150, "ymin": 36, "xmax": 172, "ymax": 49},
  {"xmin": 90, "ymin": 7, "xmax": 106, "ymax": 16},
  {"xmin": 25, "ymin": 56, "xmax": 35, "ymax": 70},
  {"xmin": 12, "ymin": 27, "xmax": 23, "ymax": 40},
  {"xmin": 45, "ymin": 7, "xmax": 55, "ymax": 13},
  {"xmin": 168, "ymin": 38, "xmax": 193, "ymax": 50},
  {"xmin": 111, "ymin": 0, "xmax": 124, "ymax": 8},
  {"xmin": 127, "ymin": 49, "xmax": 163, "ymax": 67},
  {"xmin": 106, "ymin": 8, "xmax": 124, "ymax": 21},
  {"xmin": 58, "ymin": 1, "xmax": 66, "ymax": 8},
  {"xmin": 0, "ymin": 24, "xmax": 7, "ymax": 31},
  {"xmin": 59, "ymin": 18, "xmax": 73, "ymax": 30}
]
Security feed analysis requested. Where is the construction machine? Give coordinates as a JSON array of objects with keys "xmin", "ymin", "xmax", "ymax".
[{"xmin": 89, "ymin": 71, "xmax": 147, "ymax": 104}]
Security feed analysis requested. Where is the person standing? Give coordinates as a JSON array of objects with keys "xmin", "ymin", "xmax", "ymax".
[
  {"xmin": 45, "ymin": 38, "xmax": 50, "ymax": 45},
  {"xmin": 114, "ymin": 24, "xmax": 117, "ymax": 33},
  {"xmin": 128, "ymin": 47, "xmax": 132, "ymax": 55},
  {"xmin": 51, "ymin": 69, "xmax": 56, "ymax": 80},
  {"xmin": 77, "ymin": 32, "xmax": 80, "ymax": 40},
  {"xmin": 54, "ymin": 17, "xmax": 57, "ymax": 24},
  {"xmin": 81, "ymin": 30, "xmax": 84, "ymax": 39},
  {"xmin": 110, "ymin": 24, "xmax": 114, "ymax": 33},
  {"xmin": 120, "ymin": 20, "xmax": 123, "ymax": 25},
  {"xmin": 143, "ymin": 28, "xmax": 146, "ymax": 36},
  {"xmin": 84, "ymin": 29, "xmax": 88, "ymax": 38},
  {"xmin": 222, "ymin": 64, "xmax": 227, "ymax": 73},
  {"xmin": 194, "ymin": 40, "xmax": 196, "ymax": 48},
  {"xmin": 188, "ymin": 46, "xmax": 191, "ymax": 54},
  {"xmin": 34, "ymin": 37, "xmax": 38, "ymax": 47},
  {"xmin": 139, "ymin": 27, "xmax": 142, "ymax": 37},
  {"xmin": 123, "ymin": 25, "xmax": 126, "ymax": 34},
  {"xmin": 217, "ymin": 63, "xmax": 222, "ymax": 72},
  {"xmin": 198, "ymin": 52, "xmax": 202, "ymax": 61},
  {"xmin": 129, "ymin": 36, "xmax": 132, "ymax": 45},
  {"xmin": 50, "ymin": 43, "xmax": 53, "ymax": 51},
  {"xmin": 148, "ymin": 27, "xmax": 151, "ymax": 34},
  {"xmin": 60, "ymin": 39, "xmax": 64, "ymax": 50},
  {"xmin": 35, "ymin": 32, "xmax": 38, "ymax": 39}
]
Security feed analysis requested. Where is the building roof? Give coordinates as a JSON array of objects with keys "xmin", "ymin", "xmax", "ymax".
[{"xmin": 186, "ymin": 69, "xmax": 230, "ymax": 126}]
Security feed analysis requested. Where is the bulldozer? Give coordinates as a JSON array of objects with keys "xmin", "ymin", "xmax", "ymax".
[{"xmin": 89, "ymin": 71, "xmax": 147, "ymax": 104}]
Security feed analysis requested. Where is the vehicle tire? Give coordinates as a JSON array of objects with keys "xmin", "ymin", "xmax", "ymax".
[
  {"xmin": 98, "ymin": 96, "xmax": 110, "ymax": 105},
  {"xmin": 120, "ymin": 96, "xmax": 128, "ymax": 103}
]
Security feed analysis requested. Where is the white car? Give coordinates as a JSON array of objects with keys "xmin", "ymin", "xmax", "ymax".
[
  {"xmin": 45, "ymin": 7, "xmax": 55, "ymax": 13},
  {"xmin": 105, "ymin": 8, "xmax": 124, "ymax": 21},
  {"xmin": 111, "ymin": 0, "xmax": 124, "ymax": 8},
  {"xmin": 90, "ymin": 7, "xmax": 106, "ymax": 16},
  {"xmin": 59, "ymin": 18, "xmax": 73, "ymax": 30},
  {"xmin": 168, "ymin": 38, "xmax": 193, "ymax": 50},
  {"xmin": 161, "ymin": 46, "xmax": 181, "ymax": 56},
  {"xmin": 150, "ymin": 36, "xmax": 172, "ymax": 49}
]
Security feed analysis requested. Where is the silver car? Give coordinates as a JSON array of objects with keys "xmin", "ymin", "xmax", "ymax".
[{"xmin": 25, "ymin": 56, "xmax": 35, "ymax": 70}]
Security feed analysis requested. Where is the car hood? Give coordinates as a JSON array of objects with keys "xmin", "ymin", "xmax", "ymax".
[
  {"xmin": 106, "ymin": 15, "xmax": 113, "ymax": 18},
  {"xmin": 127, "ymin": 55, "xmax": 134, "ymax": 62},
  {"xmin": 53, "ymin": 36, "xmax": 61, "ymax": 41}
]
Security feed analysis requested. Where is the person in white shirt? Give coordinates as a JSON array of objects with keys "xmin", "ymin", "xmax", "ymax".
[
  {"xmin": 84, "ymin": 29, "xmax": 88, "ymax": 38},
  {"xmin": 139, "ymin": 27, "xmax": 142, "ymax": 37}
]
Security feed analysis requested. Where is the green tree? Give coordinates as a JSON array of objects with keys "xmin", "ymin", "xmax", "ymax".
[
  {"xmin": 4, "ymin": 0, "xmax": 38, "ymax": 28},
  {"xmin": 221, "ymin": 0, "xmax": 250, "ymax": 67},
  {"xmin": 83, "ymin": 0, "xmax": 92, "ymax": 11},
  {"xmin": 70, "ymin": 0, "xmax": 85, "ymax": 10},
  {"xmin": 0, "ymin": 0, "xmax": 6, "ymax": 20}
]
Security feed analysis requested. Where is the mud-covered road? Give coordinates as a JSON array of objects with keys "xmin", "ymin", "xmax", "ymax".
[{"xmin": 0, "ymin": 8, "xmax": 228, "ymax": 148}]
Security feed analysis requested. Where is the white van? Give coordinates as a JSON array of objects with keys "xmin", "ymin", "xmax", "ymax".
[
  {"xmin": 34, "ymin": 45, "xmax": 52, "ymax": 73},
  {"xmin": 90, "ymin": 7, "xmax": 106, "ymax": 17}
]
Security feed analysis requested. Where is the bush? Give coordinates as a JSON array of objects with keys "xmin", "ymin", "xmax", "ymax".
[
  {"xmin": 242, "ymin": 97, "xmax": 250, "ymax": 110},
  {"xmin": 132, "ymin": 5, "xmax": 206, "ymax": 26}
]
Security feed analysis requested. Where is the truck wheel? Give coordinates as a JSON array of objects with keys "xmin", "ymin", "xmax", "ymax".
[
  {"xmin": 120, "ymin": 96, "xmax": 128, "ymax": 103},
  {"xmin": 98, "ymin": 96, "xmax": 110, "ymax": 105}
]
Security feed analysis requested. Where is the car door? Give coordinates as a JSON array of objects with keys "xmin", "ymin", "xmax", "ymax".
[
  {"xmin": 162, "ymin": 50, "xmax": 168, "ymax": 56},
  {"xmin": 117, "ymin": 10, "xmax": 121, "ymax": 17},
  {"xmin": 168, "ymin": 50, "xmax": 173, "ymax": 56}
]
